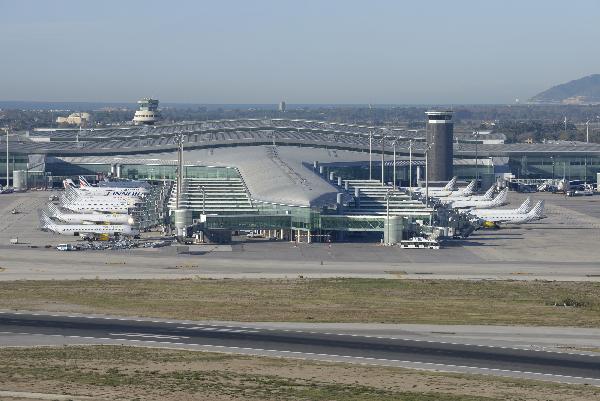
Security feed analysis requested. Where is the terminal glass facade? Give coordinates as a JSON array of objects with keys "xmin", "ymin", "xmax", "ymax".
[
  {"xmin": 453, "ymin": 164, "xmax": 494, "ymax": 180},
  {"xmin": 320, "ymin": 164, "xmax": 414, "ymax": 186},
  {"xmin": 120, "ymin": 165, "xmax": 240, "ymax": 180},
  {"xmin": 0, "ymin": 154, "xmax": 29, "ymax": 185},
  {"xmin": 121, "ymin": 165, "xmax": 174, "ymax": 180},
  {"xmin": 509, "ymin": 155, "xmax": 600, "ymax": 181}
]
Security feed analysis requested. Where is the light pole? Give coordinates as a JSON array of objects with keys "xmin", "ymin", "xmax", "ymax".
[
  {"xmin": 199, "ymin": 186, "xmax": 206, "ymax": 215},
  {"xmin": 392, "ymin": 138, "xmax": 397, "ymax": 191},
  {"xmin": 4, "ymin": 128, "xmax": 9, "ymax": 188},
  {"xmin": 474, "ymin": 131, "xmax": 479, "ymax": 184},
  {"xmin": 386, "ymin": 191, "xmax": 390, "ymax": 244},
  {"xmin": 424, "ymin": 143, "xmax": 434, "ymax": 209},
  {"xmin": 586, "ymin": 120, "xmax": 590, "ymax": 143},
  {"xmin": 176, "ymin": 133, "xmax": 184, "ymax": 210},
  {"xmin": 408, "ymin": 139, "xmax": 413, "ymax": 194},
  {"xmin": 380, "ymin": 134, "xmax": 385, "ymax": 187},
  {"xmin": 384, "ymin": 190, "xmax": 392, "ymax": 245},
  {"xmin": 369, "ymin": 131, "xmax": 373, "ymax": 180},
  {"xmin": 584, "ymin": 153, "xmax": 588, "ymax": 184}
]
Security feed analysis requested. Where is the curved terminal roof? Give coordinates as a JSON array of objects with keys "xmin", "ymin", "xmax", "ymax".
[
  {"xmin": 56, "ymin": 146, "xmax": 371, "ymax": 207},
  {"xmin": 9, "ymin": 119, "xmax": 600, "ymax": 157},
  {"xmin": 31, "ymin": 118, "xmax": 600, "ymax": 208}
]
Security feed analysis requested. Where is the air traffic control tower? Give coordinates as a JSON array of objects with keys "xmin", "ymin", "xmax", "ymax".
[{"xmin": 425, "ymin": 110, "xmax": 454, "ymax": 181}]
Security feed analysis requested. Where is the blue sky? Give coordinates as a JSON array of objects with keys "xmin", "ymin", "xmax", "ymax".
[{"xmin": 1, "ymin": 0, "xmax": 599, "ymax": 104}]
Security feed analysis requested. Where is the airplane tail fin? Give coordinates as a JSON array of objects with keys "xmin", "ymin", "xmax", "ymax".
[
  {"xmin": 79, "ymin": 176, "xmax": 91, "ymax": 187},
  {"xmin": 529, "ymin": 200, "xmax": 545, "ymax": 219},
  {"xmin": 63, "ymin": 179, "xmax": 77, "ymax": 189},
  {"xmin": 462, "ymin": 180, "xmax": 476, "ymax": 196},
  {"xmin": 451, "ymin": 180, "xmax": 476, "ymax": 197},
  {"xmin": 482, "ymin": 185, "xmax": 495, "ymax": 200},
  {"xmin": 46, "ymin": 202, "xmax": 61, "ymax": 217},
  {"xmin": 64, "ymin": 186, "xmax": 82, "ymax": 200},
  {"xmin": 516, "ymin": 197, "xmax": 532, "ymax": 214},
  {"xmin": 491, "ymin": 188, "xmax": 508, "ymax": 207},
  {"xmin": 39, "ymin": 210, "xmax": 56, "ymax": 232},
  {"xmin": 62, "ymin": 188, "xmax": 74, "ymax": 203},
  {"xmin": 443, "ymin": 176, "xmax": 458, "ymax": 191}
]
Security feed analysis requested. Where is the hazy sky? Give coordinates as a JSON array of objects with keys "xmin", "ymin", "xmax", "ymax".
[{"xmin": 1, "ymin": 0, "xmax": 599, "ymax": 104}]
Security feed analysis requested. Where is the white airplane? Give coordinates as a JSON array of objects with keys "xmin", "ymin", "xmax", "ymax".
[
  {"xmin": 79, "ymin": 176, "xmax": 150, "ymax": 196},
  {"xmin": 63, "ymin": 178, "xmax": 149, "ymax": 198},
  {"xmin": 46, "ymin": 203, "xmax": 135, "ymax": 225},
  {"xmin": 438, "ymin": 185, "xmax": 495, "ymax": 204},
  {"xmin": 41, "ymin": 212, "xmax": 139, "ymax": 238},
  {"xmin": 473, "ymin": 200, "xmax": 544, "ymax": 225},
  {"xmin": 447, "ymin": 180, "xmax": 477, "ymax": 197},
  {"xmin": 449, "ymin": 188, "xmax": 508, "ymax": 209},
  {"xmin": 469, "ymin": 198, "xmax": 531, "ymax": 218},
  {"xmin": 414, "ymin": 176, "xmax": 458, "ymax": 194},
  {"xmin": 65, "ymin": 184, "xmax": 146, "ymax": 200},
  {"xmin": 60, "ymin": 190, "xmax": 139, "ymax": 214},
  {"xmin": 415, "ymin": 178, "xmax": 478, "ymax": 198},
  {"xmin": 427, "ymin": 180, "xmax": 477, "ymax": 198}
]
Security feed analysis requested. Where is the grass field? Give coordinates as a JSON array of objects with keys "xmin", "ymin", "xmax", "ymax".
[
  {"xmin": 0, "ymin": 345, "xmax": 597, "ymax": 401},
  {"xmin": 0, "ymin": 278, "xmax": 599, "ymax": 326}
]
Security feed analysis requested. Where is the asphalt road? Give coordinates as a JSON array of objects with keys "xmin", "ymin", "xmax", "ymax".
[{"xmin": 1, "ymin": 312, "xmax": 599, "ymax": 386}]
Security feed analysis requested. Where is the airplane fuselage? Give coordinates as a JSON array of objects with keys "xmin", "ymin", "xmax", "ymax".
[{"xmin": 51, "ymin": 223, "xmax": 139, "ymax": 237}]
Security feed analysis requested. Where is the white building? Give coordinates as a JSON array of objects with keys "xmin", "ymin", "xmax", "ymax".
[
  {"xmin": 133, "ymin": 98, "xmax": 160, "ymax": 125},
  {"xmin": 56, "ymin": 112, "xmax": 91, "ymax": 126}
]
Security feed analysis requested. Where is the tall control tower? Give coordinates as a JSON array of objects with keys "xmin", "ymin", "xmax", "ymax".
[
  {"xmin": 133, "ymin": 98, "xmax": 160, "ymax": 125},
  {"xmin": 425, "ymin": 110, "xmax": 454, "ymax": 181}
]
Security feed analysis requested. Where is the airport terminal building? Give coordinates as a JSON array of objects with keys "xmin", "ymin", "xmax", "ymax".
[{"xmin": 3, "ymin": 117, "xmax": 600, "ymax": 242}]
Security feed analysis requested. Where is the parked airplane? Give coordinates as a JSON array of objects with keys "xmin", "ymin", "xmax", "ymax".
[
  {"xmin": 46, "ymin": 203, "xmax": 135, "ymax": 225},
  {"xmin": 449, "ymin": 188, "xmax": 508, "ymax": 209},
  {"xmin": 60, "ymin": 189, "xmax": 139, "ymax": 214},
  {"xmin": 414, "ymin": 176, "xmax": 458, "ymax": 194},
  {"xmin": 447, "ymin": 180, "xmax": 477, "ymax": 197},
  {"xmin": 415, "ymin": 178, "xmax": 479, "ymax": 198},
  {"xmin": 472, "ymin": 200, "xmax": 544, "ymax": 225},
  {"xmin": 438, "ymin": 185, "xmax": 495, "ymax": 204},
  {"xmin": 41, "ymin": 212, "xmax": 139, "ymax": 238},
  {"xmin": 469, "ymin": 198, "xmax": 532, "ymax": 218},
  {"xmin": 63, "ymin": 178, "xmax": 149, "ymax": 198}
]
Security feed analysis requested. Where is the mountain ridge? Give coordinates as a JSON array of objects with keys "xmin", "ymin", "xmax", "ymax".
[{"xmin": 530, "ymin": 74, "xmax": 600, "ymax": 104}]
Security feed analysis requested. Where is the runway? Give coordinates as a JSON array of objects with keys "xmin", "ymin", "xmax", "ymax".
[{"xmin": 0, "ymin": 312, "xmax": 599, "ymax": 386}]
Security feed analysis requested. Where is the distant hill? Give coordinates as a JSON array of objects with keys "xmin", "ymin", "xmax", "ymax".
[{"xmin": 530, "ymin": 74, "xmax": 600, "ymax": 104}]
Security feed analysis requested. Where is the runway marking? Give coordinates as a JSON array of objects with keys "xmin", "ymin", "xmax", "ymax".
[
  {"xmin": 175, "ymin": 326, "xmax": 259, "ymax": 334},
  {"xmin": 108, "ymin": 332, "xmax": 190, "ymax": 340}
]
